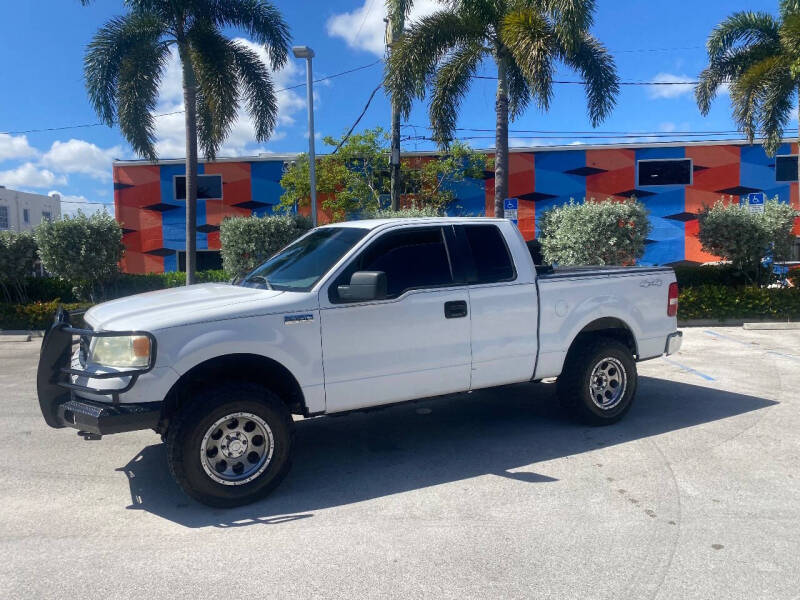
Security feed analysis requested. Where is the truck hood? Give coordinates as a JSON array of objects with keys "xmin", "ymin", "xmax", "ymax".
[{"xmin": 84, "ymin": 283, "xmax": 284, "ymax": 331}]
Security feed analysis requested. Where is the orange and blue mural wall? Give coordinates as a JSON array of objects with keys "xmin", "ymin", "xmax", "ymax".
[{"xmin": 113, "ymin": 141, "xmax": 800, "ymax": 273}]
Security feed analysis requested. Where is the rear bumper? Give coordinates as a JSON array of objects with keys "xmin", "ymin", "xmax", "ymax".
[
  {"xmin": 36, "ymin": 308, "xmax": 161, "ymax": 435},
  {"xmin": 665, "ymin": 331, "xmax": 683, "ymax": 355}
]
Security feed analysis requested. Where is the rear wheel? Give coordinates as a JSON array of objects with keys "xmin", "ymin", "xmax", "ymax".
[
  {"xmin": 557, "ymin": 337, "xmax": 637, "ymax": 425},
  {"xmin": 166, "ymin": 383, "xmax": 294, "ymax": 507}
]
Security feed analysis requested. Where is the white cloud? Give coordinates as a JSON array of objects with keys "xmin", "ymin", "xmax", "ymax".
[
  {"xmin": 152, "ymin": 40, "xmax": 305, "ymax": 159},
  {"xmin": 0, "ymin": 163, "xmax": 66, "ymax": 188},
  {"xmin": 647, "ymin": 73, "xmax": 695, "ymax": 99},
  {"xmin": 0, "ymin": 133, "xmax": 38, "ymax": 162},
  {"xmin": 40, "ymin": 139, "xmax": 122, "ymax": 182},
  {"xmin": 327, "ymin": 0, "xmax": 441, "ymax": 56}
]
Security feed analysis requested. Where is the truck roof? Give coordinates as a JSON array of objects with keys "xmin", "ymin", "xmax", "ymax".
[{"xmin": 321, "ymin": 216, "xmax": 509, "ymax": 230}]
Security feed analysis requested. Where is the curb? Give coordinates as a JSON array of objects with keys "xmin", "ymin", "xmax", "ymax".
[{"xmin": 743, "ymin": 322, "xmax": 800, "ymax": 330}]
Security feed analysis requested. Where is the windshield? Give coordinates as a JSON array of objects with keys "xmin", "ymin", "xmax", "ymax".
[{"xmin": 239, "ymin": 227, "xmax": 369, "ymax": 292}]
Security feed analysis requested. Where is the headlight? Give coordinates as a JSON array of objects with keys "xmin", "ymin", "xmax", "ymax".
[{"xmin": 89, "ymin": 335, "xmax": 152, "ymax": 368}]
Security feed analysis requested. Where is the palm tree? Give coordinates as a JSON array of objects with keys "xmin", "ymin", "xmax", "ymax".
[
  {"xmin": 84, "ymin": 0, "xmax": 290, "ymax": 284},
  {"xmin": 696, "ymin": 2, "xmax": 800, "ymax": 164},
  {"xmin": 386, "ymin": 0, "xmax": 618, "ymax": 218}
]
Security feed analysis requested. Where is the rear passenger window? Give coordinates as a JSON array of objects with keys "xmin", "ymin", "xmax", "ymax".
[
  {"xmin": 332, "ymin": 227, "xmax": 454, "ymax": 301},
  {"xmin": 463, "ymin": 225, "xmax": 515, "ymax": 284}
]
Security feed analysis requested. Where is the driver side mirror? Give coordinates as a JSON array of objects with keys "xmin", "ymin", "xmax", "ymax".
[{"xmin": 337, "ymin": 271, "xmax": 387, "ymax": 302}]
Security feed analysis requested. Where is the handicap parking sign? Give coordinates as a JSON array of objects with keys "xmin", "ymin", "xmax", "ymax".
[
  {"xmin": 745, "ymin": 192, "xmax": 765, "ymax": 213},
  {"xmin": 504, "ymin": 198, "xmax": 518, "ymax": 222}
]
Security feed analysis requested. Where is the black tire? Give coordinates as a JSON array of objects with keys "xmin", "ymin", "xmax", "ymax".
[
  {"xmin": 556, "ymin": 336, "xmax": 637, "ymax": 425},
  {"xmin": 166, "ymin": 383, "xmax": 294, "ymax": 508}
]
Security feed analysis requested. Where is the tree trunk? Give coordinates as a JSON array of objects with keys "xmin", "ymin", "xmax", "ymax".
[
  {"xmin": 494, "ymin": 52, "xmax": 509, "ymax": 219},
  {"xmin": 181, "ymin": 52, "xmax": 198, "ymax": 286},
  {"xmin": 388, "ymin": 13, "xmax": 404, "ymax": 211}
]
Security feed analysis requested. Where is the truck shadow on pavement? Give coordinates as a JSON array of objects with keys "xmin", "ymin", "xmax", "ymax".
[{"xmin": 117, "ymin": 376, "xmax": 776, "ymax": 528}]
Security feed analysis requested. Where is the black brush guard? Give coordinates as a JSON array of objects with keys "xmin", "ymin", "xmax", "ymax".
[{"xmin": 36, "ymin": 307, "xmax": 162, "ymax": 435}]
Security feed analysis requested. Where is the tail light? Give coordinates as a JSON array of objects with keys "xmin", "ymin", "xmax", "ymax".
[{"xmin": 667, "ymin": 282, "xmax": 679, "ymax": 317}]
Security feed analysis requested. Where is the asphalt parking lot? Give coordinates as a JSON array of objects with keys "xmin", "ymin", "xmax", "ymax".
[{"xmin": 1, "ymin": 327, "xmax": 799, "ymax": 599}]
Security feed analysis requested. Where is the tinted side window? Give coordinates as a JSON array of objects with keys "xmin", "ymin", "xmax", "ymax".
[
  {"xmin": 334, "ymin": 227, "xmax": 453, "ymax": 300},
  {"xmin": 463, "ymin": 225, "xmax": 514, "ymax": 284}
]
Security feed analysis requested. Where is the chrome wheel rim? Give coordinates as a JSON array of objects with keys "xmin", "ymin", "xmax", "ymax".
[
  {"xmin": 589, "ymin": 357, "xmax": 627, "ymax": 410},
  {"xmin": 200, "ymin": 412, "xmax": 274, "ymax": 486}
]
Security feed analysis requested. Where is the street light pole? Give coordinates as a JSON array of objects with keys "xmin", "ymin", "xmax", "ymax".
[{"xmin": 293, "ymin": 45, "xmax": 317, "ymax": 227}]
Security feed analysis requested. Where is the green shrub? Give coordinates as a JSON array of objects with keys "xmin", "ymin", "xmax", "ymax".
[
  {"xmin": 0, "ymin": 230, "xmax": 38, "ymax": 303},
  {"xmin": 697, "ymin": 199, "xmax": 797, "ymax": 283},
  {"xmin": 678, "ymin": 285, "xmax": 800, "ymax": 320},
  {"xmin": 538, "ymin": 198, "xmax": 651, "ymax": 265},
  {"xmin": 369, "ymin": 205, "xmax": 442, "ymax": 218},
  {"xmin": 220, "ymin": 214, "xmax": 312, "ymax": 277},
  {"xmin": 0, "ymin": 300, "xmax": 92, "ymax": 330},
  {"xmin": 104, "ymin": 269, "xmax": 228, "ymax": 298},
  {"xmin": 35, "ymin": 210, "xmax": 124, "ymax": 301},
  {"xmin": 672, "ymin": 264, "xmax": 774, "ymax": 288}
]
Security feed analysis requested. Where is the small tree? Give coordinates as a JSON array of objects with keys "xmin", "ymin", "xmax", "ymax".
[
  {"xmin": 279, "ymin": 127, "xmax": 489, "ymax": 220},
  {"xmin": 0, "ymin": 231, "xmax": 38, "ymax": 303},
  {"xmin": 538, "ymin": 199, "xmax": 651, "ymax": 265},
  {"xmin": 219, "ymin": 214, "xmax": 312, "ymax": 277},
  {"xmin": 35, "ymin": 210, "xmax": 124, "ymax": 301},
  {"xmin": 697, "ymin": 198, "xmax": 797, "ymax": 282}
]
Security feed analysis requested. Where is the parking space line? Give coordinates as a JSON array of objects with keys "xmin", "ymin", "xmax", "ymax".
[
  {"xmin": 661, "ymin": 357, "xmax": 716, "ymax": 381},
  {"xmin": 703, "ymin": 330, "xmax": 753, "ymax": 346},
  {"xmin": 766, "ymin": 350, "xmax": 800, "ymax": 362}
]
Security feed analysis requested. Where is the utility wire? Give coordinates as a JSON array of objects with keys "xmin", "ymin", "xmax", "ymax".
[
  {"xmin": 0, "ymin": 60, "xmax": 383, "ymax": 136},
  {"xmin": 331, "ymin": 82, "xmax": 383, "ymax": 154},
  {"xmin": 401, "ymin": 124, "xmax": 765, "ymax": 135}
]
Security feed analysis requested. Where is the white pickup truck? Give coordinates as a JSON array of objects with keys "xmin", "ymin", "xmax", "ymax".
[{"xmin": 37, "ymin": 217, "xmax": 682, "ymax": 507}]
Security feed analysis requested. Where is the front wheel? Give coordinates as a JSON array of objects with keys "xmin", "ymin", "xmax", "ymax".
[
  {"xmin": 557, "ymin": 337, "xmax": 638, "ymax": 425},
  {"xmin": 166, "ymin": 383, "xmax": 294, "ymax": 507}
]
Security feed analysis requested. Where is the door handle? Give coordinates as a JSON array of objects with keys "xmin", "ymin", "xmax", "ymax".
[{"xmin": 444, "ymin": 300, "xmax": 468, "ymax": 319}]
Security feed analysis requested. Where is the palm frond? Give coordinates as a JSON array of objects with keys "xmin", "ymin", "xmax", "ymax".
[
  {"xmin": 561, "ymin": 32, "xmax": 619, "ymax": 126},
  {"xmin": 84, "ymin": 12, "xmax": 167, "ymax": 126},
  {"xmin": 114, "ymin": 33, "xmax": 170, "ymax": 160},
  {"xmin": 230, "ymin": 40, "xmax": 278, "ymax": 142},
  {"xmin": 780, "ymin": 0, "xmax": 800, "ymax": 19},
  {"xmin": 187, "ymin": 24, "xmax": 240, "ymax": 160},
  {"xmin": 387, "ymin": 0, "xmax": 415, "ymax": 19},
  {"xmin": 429, "ymin": 41, "xmax": 484, "ymax": 145},
  {"xmin": 501, "ymin": 9, "xmax": 556, "ymax": 111},
  {"xmin": 507, "ymin": 60, "xmax": 531, "ymax": 120},
  {"xmin": 706, "ymin": 12, "xmax": 779, "ymax": 60},
  {"xmin": 780, "ymin": 13, "xmax": 800, "ymax": 70},
  {"xmin": 696, "ymin": 42, "xmax": 779, "ymax": 114},
  {"xmin": 757, "ymin": 58, "xmax": 794, "ymax": 155},
  {"xmin": 729, "ymin": 55, "xmax": 784, "ymax": 143},
  {"xmin": 385, "ymin": 10, "xmax": 485, "ymax": 118},
  {"xmin": 205, "ymin": 0, "xmax": 291, "ymax": 69},
  {"xmin": 540, "ymin": 0, "xmax": 595, "ymax": 53}
]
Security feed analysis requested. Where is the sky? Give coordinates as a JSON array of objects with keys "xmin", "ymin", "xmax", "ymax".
[{"xmin": 0, "ymin": 0, "xmax": 792, "ymax": 216}]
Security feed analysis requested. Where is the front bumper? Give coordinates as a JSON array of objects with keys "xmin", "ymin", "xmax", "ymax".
[
  {"xmin": 665, "ymin": 331, "xmax": 683, "ymax": 355},
  {"xmin": 36, "ymin": 308, "xmax": 161, "ymax": 435}
]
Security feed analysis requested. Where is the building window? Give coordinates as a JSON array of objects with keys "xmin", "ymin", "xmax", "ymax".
[
  {"xmin": 174, "ymin": 174, "xmax": 223, "ymax": 200},
  {"xmin": 42, "ymin": 211, "xmax": 52, "ymax": 222},
  {"xmin": 637, "ymin": 159, "xmax": 693, "ymax": 186},
  {"xmin": 0, "ymin": 205, "xmax": 8, "ymax": 229},
  {"xmin": 23, "ymin": 208, "xmax": 30, "ymax": 224},
  {"xmin": 775, "ymin": 155, "xmax": 798, "ymax": 181}
]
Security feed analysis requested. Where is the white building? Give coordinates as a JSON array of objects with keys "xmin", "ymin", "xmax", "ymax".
[{"xmin": 0, "ymin": 186, "xmax": 61, "ymax": 232}]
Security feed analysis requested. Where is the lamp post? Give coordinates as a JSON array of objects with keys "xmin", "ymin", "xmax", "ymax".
[{"xmin": 293, "ymin": 45, "xmax": 317, "ymax": 227}]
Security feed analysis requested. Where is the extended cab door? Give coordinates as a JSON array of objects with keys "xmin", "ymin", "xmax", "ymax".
[
  {"xmin": 319, "ymin": 225, "xmax": 471, "ymax": 413},
  {"xmin": 455, "ymin": 223, "xmax": 539, "ymax": 390}
]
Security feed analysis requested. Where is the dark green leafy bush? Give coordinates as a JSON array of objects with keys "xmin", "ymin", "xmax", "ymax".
[
  {"xmin": 672, "ymin": 264, "xmax": 774, "ymax": 288},
  {"xmin": 0, "ymin": 301, "xmax": 91, "ymax": 330},
  {"xmin": 220, "ymin": 214, "xmax": 312, "ymax": 277},
  {"xmin": 678, "ymin": 285, "xmax": 800, "ymax": 320}
]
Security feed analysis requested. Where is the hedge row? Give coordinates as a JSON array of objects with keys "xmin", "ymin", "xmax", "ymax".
[
  {"xmin": 0, "ymin": 301, "xmax": 92, "ymax": 331},
  {"xmin": 672, "ymin": 264, "xmax": 776, "ymax": 288},
  {"xmin": 4, "ymin": 284, "xmax": 799, "ymax": 330},
  {"xmin": 20, "ymin": 270, "xmax": 228, "ymax": 303},
  {"xmin": 678, "ymin": 285, "xmax": 800, "ymax": 320}
]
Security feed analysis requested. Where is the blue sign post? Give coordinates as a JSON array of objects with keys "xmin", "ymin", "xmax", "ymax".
[{"xmin": 504, "ymin": 198, "xmax": 518, "ymax": 224}]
